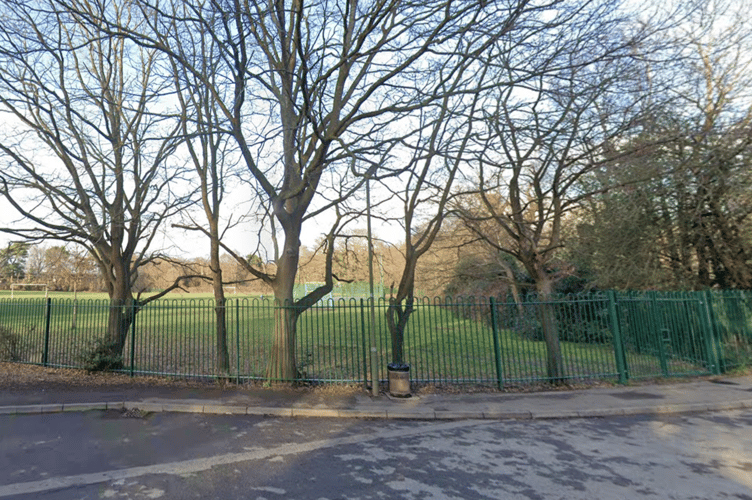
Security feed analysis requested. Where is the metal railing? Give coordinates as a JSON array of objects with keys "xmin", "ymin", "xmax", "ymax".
[{"xmin": 0, "ymin": 291, "xmax": 750, "ymax": 387}]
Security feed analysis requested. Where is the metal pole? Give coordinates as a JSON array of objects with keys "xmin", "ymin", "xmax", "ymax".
[
  {"xmin": 130, "ymin": 304, "xmax": 136, "ymax": 377},
  {"xmin": 698, "ymin": 291, "xmax": 721, "ymax": 375},
  {"xmin": 704, "ymin": 290, "xmax": 725, "ymax": 374},
  {"xmin": 650, "ymin": 291, "xmax": 669, "ymax": 377},
  {"xmin": 607, "ymin": 291, "xmax": 628, "ymax": 384},
  {"xmin": 42, "ymin": 298, "xmax": 52, "ymax": 367},
  {"xmin": 366, "ymin": 176, "xmax": 380, "ymax": 397},
  {"xmin": 236, "ymin": 300, "xmax": 241, "ymax": 385},
  {"xmin": 489, "ymin": 297, "xmax": 504, "ymax": 390},
  {"xmin": 360, "ymin": 298, "xmax": 369, "ymax": 390}
]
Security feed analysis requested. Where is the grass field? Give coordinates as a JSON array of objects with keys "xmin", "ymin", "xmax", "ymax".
[
  {"xmin": 0, "ymin": 290, "xmax": 265, "ymax": 301},
  {"xmin": 0, "ymin": 292, "xmax": 731, "ymax": 386}
]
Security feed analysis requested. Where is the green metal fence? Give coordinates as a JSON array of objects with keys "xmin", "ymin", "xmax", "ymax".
[{"xmin": 0, "ymin": 291, "xmax": 750, "ymax": 387}]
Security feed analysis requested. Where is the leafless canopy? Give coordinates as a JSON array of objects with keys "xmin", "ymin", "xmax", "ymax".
[{"xmin": 0, "ymin": 0, "xmax": 193, "ymax": 301}]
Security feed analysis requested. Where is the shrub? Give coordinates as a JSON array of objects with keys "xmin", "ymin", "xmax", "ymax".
[
  {"xmin": 514, "ymin": 314, "xmax": 545, "ymax": 341},
  {"xmin": 0, "ymin": 325, "xmax": 25, "ymax": 361},
  {"xmin": 81, "ymin": 338, "xmax": 124, "ymax": 372},
  {"xmin": 561, "ymin": 321, "xmax": 613, "ymax": 344}
]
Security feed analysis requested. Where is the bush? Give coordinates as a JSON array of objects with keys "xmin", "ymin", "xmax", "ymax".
[
  {"xmin": 561, "ymin": 321, "xmax": 613, "ymax": 344},
  {"xmin": 507, "ymin": 298, "xmax": 613, "ymax": 345},
  {"xmin": 514, "ymin": 314, "xmax": 545, "ymax": 341},
  {"xmin": 0, "ymin": 325, "xmax": 26, "ymax": 361},
  {"xmin": 81, "ymin": 338, "xmax": 124, "ymax": 372}
]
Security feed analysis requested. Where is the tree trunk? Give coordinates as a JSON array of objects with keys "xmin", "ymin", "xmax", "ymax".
[
  {"xmin": 106, "ymin": 280, "xmax": 136, "ymax": 368},
  {"xmin": 266, "ymin": 223, "xmax": 301, "ymax": 381},
  {"xmin": 267, "ymin": 300, "xmax": 299, "ymax": 381},
  {"xmin": 210, "ymin": 239, "xmax": 230, "ymax": 376},
  {"xmin": 386, "ymin": 251, "xmax": 417, "ymax": 366},
  {"xmin": 536, "ymin": 279, "xmax": 564, "ymax": 383},
  {"xmin": 498, "ymin": 259, "xmax": 524, "ymax": 315},
  {"xmin": 107, "ymin": 298, "xmax": 135, "ymax": 355},
  {"xmin": 387, "ymin": 299, "xmax": 413, "ymax": 365}
]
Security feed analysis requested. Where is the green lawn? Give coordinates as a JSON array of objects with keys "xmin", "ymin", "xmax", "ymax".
[{"xmin": 0, "ymin": 290, "xmax": 264, "ymax": 301}]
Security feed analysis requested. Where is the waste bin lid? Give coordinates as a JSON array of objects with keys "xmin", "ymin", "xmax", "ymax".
[{"xmin": 387, "ymin": 362, "xmax": 410, "ymax": 371}]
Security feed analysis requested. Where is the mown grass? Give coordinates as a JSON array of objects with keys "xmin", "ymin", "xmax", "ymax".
[
  {"xmin": 0, "ymin": 290, "xmax": 264, "ymax": 301},
  {"xmin": 0, "ymin": 293, "xmax": 745, "ymax": 385}
]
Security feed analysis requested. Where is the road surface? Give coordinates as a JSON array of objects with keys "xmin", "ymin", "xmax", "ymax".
[{"xmin": 1, "ymin": 409, "xmax": 751, "ymax": 499}]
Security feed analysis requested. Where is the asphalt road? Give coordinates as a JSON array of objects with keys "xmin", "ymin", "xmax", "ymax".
[{"xmin": 1, "ymin": 410, "xmax": 751, "ymax": 500}]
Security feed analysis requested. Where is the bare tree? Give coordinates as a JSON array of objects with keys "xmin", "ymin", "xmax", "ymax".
[
  {"xmin": 574, "ymin": 0, "xmax": 752, "ymax": 290},
  {"xmin": 60, "ymin": 0, "xmax": 522, "ymax": 381},
  {"xmin": 644, "ymin": 1, "xmax": 752, "ymax": 289},
  {"xmin": 453, "ymin": 0, "xmax": 665, "ymax": 380},
  {"xmin": 381, "ymin": 40, "xmax": 497, "ymax": 365},
  {"xmin": 168, "ymin": 17, "xmax": 239, "ymax": 376},
  {"xmin": 0, "ymin": 0, "xmax": 193, "ymax": 359}
]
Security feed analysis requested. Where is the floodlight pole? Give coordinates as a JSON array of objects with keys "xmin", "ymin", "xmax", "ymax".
[{"xmin": 366, "ymin": 176, "xmax": 380, "ymax": 397}]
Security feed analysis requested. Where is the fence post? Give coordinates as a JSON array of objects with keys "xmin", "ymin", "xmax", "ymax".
[
  {"xmin": 650, "ymin": 291, "xmax": 669, "ymax": 377},
  {"xmin": 704, "ymin": 290, "xmax": 726, "ymax": 374},
  {"xmin": 607, "ymin": 291, "xmax": 628, "ymax": 383},
  {"xmin": 129, "ymin": 304, "xmax": 136, "ymax": 377},
  {"xmin": 359, "ymin": 299, "xmax": 369, "ymax": 391},
  {"xmin": 368, "ymin": 297, "xmax": 380, "ymax": 396},
  {"xmin": 698, "ymin": 291, "xmax": 721, "ymax": 375},
  {"xmin": 42, "ymin": 298, "xmax": 52, "ymax": 367},
  {"xmin": 489, "ymin": 297, "xmax": 504, "ymax": 390},
  {"xmin": 236, "ymin": 300, "xmax": 241, "ymax": 385}
]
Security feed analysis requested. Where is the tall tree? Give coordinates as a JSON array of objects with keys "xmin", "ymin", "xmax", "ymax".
[
  {"xmin": 0, "ymin": 0, "xmax": 192, "ymax": 357},
  {"xmin": 575, "ymin": 0, "xmax": 752, "ymax": 290},
  {"xmin": 63, "ymin": 0, "xmax": 518, "ymax": 380},
  {"xmin": 0, "ymin": 242, "xmax": 28, "ymax": 282},
  {"xmin": 647, "ymin": 1, "xmax": 752, "ymax": 289},
  {"xmin": 169, "ymin": 15, "xmax": 238, "ymax": 376},
  {"xmin": 454, "ymin": 0, "xmax": 665, "ymax": 380},
  {"xmin": 381, "ymin": 40, "xmax": 496, "ymax": 365}
]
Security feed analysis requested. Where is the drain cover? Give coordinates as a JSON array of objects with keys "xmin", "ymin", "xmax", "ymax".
[{"xmin": 121, "ymin": 407, "xmax": 149, "ymax": 418}]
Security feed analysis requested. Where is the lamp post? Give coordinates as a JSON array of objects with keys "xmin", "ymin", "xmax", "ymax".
[{"xmin": 366, "ymin": 175, "xmax": 380, "ymax": 397}]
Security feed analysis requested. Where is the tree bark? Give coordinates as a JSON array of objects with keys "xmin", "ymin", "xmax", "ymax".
[
  {"xmin": 387, "ymin": 299, "xmax": 413, "ymax": 366},
  {"xmin": 535, "ymin": 277, "xmax": 564, "ymax": 383},
  {"xmin": 105, "ymin": 264, "xmax": 137, "ymax": 365},
  {"xmin": 266, "ymin": 221, "xmax": 302, "ymax": 381},
  {"xmin": 210, "ymin": 236, "xmax": 230, "ymax": 376}
]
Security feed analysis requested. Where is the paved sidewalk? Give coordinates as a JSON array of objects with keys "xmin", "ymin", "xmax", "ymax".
[{"xmin": 2, "ymin": 375, "xmax": 752, "ymax": 420}]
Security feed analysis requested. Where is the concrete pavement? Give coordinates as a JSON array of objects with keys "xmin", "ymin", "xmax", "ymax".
[{"xmin": 2, "ymin": 375, "xmax": 752, "ymax": 420}]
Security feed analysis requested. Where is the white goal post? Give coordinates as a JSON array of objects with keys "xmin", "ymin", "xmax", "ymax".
[
  {"xmin": 10, "ymin": 283, "xmax": 49, "ymax": 299},
  {"xmin": 223, "ymin": 286, "xmax": 237, "ymax": 295}
]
